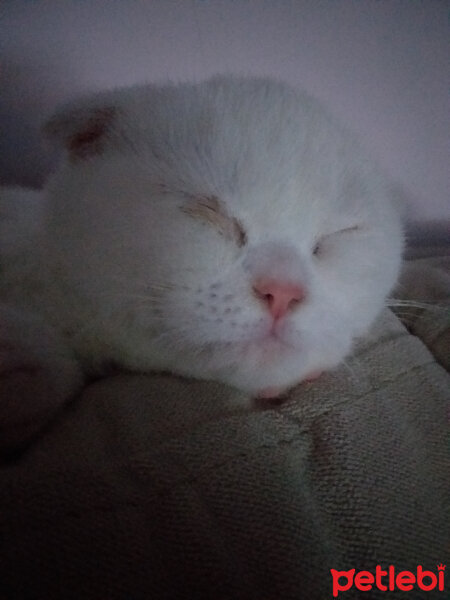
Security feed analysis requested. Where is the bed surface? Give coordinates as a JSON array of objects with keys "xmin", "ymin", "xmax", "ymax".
[{"xmin": 1, "ymin": 257, "xmax": 449, "ymax": 599}]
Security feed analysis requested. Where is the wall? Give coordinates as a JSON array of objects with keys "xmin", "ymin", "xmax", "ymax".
[{"xmin": 1, "ymin": 0, "xmax": 449, "ymax": 222}]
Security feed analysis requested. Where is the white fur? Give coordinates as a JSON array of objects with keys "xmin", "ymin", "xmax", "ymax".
[{"xmin": 1, "ymin": 76, "xmax": 403, "ymax": 435}]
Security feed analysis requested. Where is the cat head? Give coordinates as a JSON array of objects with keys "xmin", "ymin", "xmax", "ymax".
[{"xmin": 44, "ymin": 76, "xmax": 404, "ymax": 395}]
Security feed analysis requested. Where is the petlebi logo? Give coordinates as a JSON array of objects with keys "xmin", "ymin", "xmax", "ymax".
[{"xmin": 330, "ymin": 563, "xmax": 446, "ymax": 597}]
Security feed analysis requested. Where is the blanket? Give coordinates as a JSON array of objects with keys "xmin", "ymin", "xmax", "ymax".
[{"xmin": 0, "ymin": 258, "xmax": 449, "ymax": 600}]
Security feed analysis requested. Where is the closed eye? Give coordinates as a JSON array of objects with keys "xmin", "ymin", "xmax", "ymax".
[
  {"xmin": 313, "ymin": 225, "xmax": 361, "ymax": 256},
  {"xmin": 180, "ymin": 194, "xmax": 247, "ymax": 247}
]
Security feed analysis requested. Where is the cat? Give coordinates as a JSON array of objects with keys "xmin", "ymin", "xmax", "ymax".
[{"xmin": 0, "ymin": 75, "xmax": 404, "ymax": 448}]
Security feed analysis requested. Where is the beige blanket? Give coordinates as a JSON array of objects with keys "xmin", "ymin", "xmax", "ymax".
[{"xmin": 1, "ymin": 259, "xmax": 449, "ymax": 600}]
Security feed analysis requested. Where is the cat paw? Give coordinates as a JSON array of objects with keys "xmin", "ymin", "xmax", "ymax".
[
  {"xmin": 253, "ymin": 386, "xmax": 289, "ymax": 409},
  {"xmin": 302, "ymin": 370, "xmax": 323, "ymax": 383},
  {"xmin": 0, "ymin": 344, "xmax": 83, "ymax": 453},
  {"xmin": 0, "ymin": 307, "xmax": 84, "ymax": 453},
  {"xmin": 256, "ymin": 386, "xmax": 285, "ymax": 399}
]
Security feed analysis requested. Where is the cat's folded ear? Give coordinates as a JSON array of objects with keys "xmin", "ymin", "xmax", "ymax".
[{"xmin": 43, "ymin": 97, "xmax": 120, "ymax": 161}]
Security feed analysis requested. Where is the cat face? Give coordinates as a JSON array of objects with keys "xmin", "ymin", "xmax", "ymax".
[{"xmin": 44, "ymin": 76, "xmax": 403, "ymax": 395}]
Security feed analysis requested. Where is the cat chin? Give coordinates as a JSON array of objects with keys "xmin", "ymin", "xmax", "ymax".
[
  {"xmin": 133, "ymin": 324, "xmax": 349, "ymax": 395},
  {"xmin": 222, "ymin": 366, "xmax": 325, "ymax": 399},
  {"xmin": 255, "ymin": 370, "xmax": 323, "ymax": 401},
  {"xmin": 204, "ymin": 350, "xmax": 320, "ymax": 395},
  {"xmin": 203, "ymin": 331, "xmax": 352, "ymax": 395}
]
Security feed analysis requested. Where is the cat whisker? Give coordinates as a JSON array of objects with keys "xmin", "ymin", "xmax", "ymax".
[
  {"xmin": 151, "ymin": 330, "xmax": 206, "ymax": 357},
  {"xmin": 94, "ymin": 293, "xmax": 164, "ymax": 304},
  {"xmin": 97, "ymin": 272, "xmax": 177, "ymax": 292},
  {"xmin": 387, "ymin": 299, "xmax": 446, "ymax": 313},
  {"xmin": 387, "ymin": 299, "xmax": 435, "ymax": 309}
]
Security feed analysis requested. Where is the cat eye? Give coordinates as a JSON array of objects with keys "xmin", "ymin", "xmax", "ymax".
[
  {"xmin": 313, "ymin": 243, "xmax": 321, "ymax": 256},
  {"xmin": 181, "ymin": 195, "xmax": 247, "ymax": 247},
  {"xmin": 312, "ymin": 225, "xmax": 360, "ymax": 256}
]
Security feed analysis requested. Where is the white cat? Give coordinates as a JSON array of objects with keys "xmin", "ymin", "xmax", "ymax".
[{"xmin": 0, "ymin": 75, "xmax": 403, "ymax": 447}]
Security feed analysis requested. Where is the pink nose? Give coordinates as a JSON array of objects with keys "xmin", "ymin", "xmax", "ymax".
[{"xmin": 253, "ymin": 279, "xmax": 305, "ymax": 320}]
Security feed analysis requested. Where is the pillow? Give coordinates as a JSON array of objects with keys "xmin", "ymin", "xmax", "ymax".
[{"xmin": 0, "ymin": 307, "xmax": 448, "ymax": 599}]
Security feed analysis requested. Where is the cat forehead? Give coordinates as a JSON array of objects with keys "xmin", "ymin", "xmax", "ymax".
[
  {"xmin": 45, "ymin": 77, "xmax": 338, "ymax": 165},
  {"xmin": 46, "ymin": 75, "xmax": 383, "ymax": 228}
]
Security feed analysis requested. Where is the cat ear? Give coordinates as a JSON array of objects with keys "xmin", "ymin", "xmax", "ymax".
[{"xmin": 44, "ymin": 100, "xmax": 119, "ymax": 160}]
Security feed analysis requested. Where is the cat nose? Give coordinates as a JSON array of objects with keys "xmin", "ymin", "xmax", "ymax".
[{"xmin": 252, "ymin": 279, "xmax": 306, "ymax": 320}]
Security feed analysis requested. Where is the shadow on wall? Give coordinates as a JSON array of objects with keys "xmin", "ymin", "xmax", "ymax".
[{"xmin": 0, "ymin": 55, "xmax": 90, "ymax": 188}]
